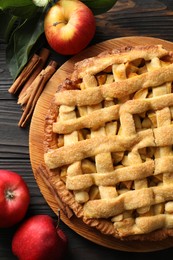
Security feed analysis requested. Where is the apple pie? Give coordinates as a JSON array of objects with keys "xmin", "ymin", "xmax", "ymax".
[{"xmin": 43, "ymin": 44, "xmax": 173, "ymax": 240}]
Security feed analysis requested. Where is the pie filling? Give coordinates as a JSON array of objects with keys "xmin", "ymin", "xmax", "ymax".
[{"xmin": 44, "ymin": 44, "xmax": 173, "ymax": 240}]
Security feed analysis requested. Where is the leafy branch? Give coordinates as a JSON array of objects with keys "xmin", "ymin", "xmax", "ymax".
[{"xmin": 0, "ymin": 0, "xmax": 51, "ymax": 79}]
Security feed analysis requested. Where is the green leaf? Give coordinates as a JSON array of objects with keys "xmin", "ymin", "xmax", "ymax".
[
  {"xmin": 4, "ymin": 15, "xmax": 19, "ymax": 42},
  {"xmin": 0, "ymin": 14, "xmax": 18, "ymax": 43},
  {"xmin": 0, "ymin": 10, "xmax": 16, "ymax": 42},
  {"xmin": 0, "ymin": 0, "xmax": 34, "ymax": 9},
  {"xmin": 0, "ymin": 0, "xmax": 38, "ymax": 18},
  {"xmin": 6, "ymin": 13, "xmax": 45, "ymax": 79}
]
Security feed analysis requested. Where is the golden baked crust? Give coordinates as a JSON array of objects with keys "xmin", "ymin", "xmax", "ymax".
[{"xmin": 44, "ymin": 44, "xmax": 173, "ymax": 240}]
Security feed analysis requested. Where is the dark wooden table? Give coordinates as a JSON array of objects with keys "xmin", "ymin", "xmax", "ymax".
[{"xmin": 1, "ymin": 0, "xmax": 173, "ymax": 259}]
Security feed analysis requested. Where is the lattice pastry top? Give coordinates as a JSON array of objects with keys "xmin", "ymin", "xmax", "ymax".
[{"xmin": 44, "ymin": 44, "xmax": 173, "ymax": 240}]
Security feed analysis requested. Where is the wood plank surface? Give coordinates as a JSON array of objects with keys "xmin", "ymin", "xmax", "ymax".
[{"xmin": 2, "ymin": 0, "xmax": 173, "ymax": 258}]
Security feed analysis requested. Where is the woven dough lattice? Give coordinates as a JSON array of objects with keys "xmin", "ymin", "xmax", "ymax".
[{"xmin": 44, "ymin": 45, "xmax": 173, "ymax": 240}]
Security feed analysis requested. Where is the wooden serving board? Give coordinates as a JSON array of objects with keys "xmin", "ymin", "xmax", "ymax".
[{"xmin": 29, "ymin": 36, "xmax": 173, "ymax": 252}]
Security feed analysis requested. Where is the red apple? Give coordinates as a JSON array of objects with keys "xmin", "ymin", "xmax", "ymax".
[
  {"xmin": 0, "ymin": 169, "xmax": 30, "ymax": 228},
  {"xmin": 44, "ymin": 0, "xmax": 96, "ymax": 55},
  {"xmin": 12, "ymin": 215, "xmax": 68, "ymax": 260}
]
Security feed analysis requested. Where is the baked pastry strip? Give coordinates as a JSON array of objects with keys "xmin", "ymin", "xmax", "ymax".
[
  {"xmin": 66, "ymin": 160, "xmax": 154, "ymax": 190},
  {"xmin": 72, "ymin": 45, "xmax": 168, "ymax": 79},
  {"xmin": 58, "ymin": 104, "xmax": 90, "ymax": 204},
  {"xmin": 53, "ymin": 104, "xmax": 120, "ymax": 134},
  {"xmin": 54, "ymin": 63, "xmax": 173, "ymax": 106},
  {"xmin": 83, "ymin": 185, "xmax": 173, "ymax": 217},
  {"xmin": 44, "ymin": 129, "xmax": 154, "ymax": 169},
  {"xmin": 66, "ymin": 156, "xmax": 173, "ymax": 190}
]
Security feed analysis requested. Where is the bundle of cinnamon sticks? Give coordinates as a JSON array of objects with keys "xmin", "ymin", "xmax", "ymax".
[{"xmin": 8, "ymin": 48, "xmax": 58, "ymax": 127}]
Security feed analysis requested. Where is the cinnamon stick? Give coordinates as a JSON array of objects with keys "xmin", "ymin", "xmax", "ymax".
[
  {"xmin": 35, "ymin": 164, "xmax": 73, "ymax": 219},
  {"xmin": 8, "ymin": 54, "xmax": 41, "ymax": 94},
  {"xmin": 18, "ymin": 48, "xmax": 50, "ymax": 105},
  {"xmin": 18, "ymin": 60, "xmax": 58, "ymax": 127}
]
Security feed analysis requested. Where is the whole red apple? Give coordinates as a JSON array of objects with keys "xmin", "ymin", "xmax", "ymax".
[
  {"xmin": 44, "ymin": 0, "xmax": 96, "ymax": 55},
  {"xmin": 12, "ymin": 215, "xmax": 68, "ymax": 260},
  {"xmin": 0, "ymin": 169, "xmax": 30, "ymax": 228}
]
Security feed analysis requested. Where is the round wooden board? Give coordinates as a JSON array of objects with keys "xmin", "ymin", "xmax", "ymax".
[{"xmin": 29, "ymin": 36, "xmax": 173, "ymax": 252}]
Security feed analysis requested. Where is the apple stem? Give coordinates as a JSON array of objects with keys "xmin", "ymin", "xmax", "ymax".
[
  {"xmin": 56, "ymin": 208, "xmax": 61, "ymax": 228},
  {"xmin": 53, "ymin": 21, "xmax": 67, "ymax": 26}
]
